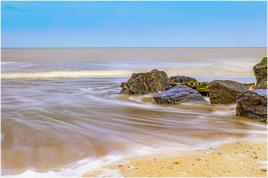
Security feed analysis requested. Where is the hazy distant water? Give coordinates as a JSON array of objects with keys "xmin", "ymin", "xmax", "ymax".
[{"xmin": 1, "ymin": 48, "xmax": 267, "ymax": 176}]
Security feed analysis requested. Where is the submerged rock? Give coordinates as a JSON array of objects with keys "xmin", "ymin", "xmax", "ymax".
[
  {"xmin": 236, "ymin": 90, "xmax": 267, "ymax": 122},
  {"xmin": 253, "ymin": 57, "xmax": 267, "ymax": 89},
  {"xmin": 153, "ymin": 85, "xmax": 206, "ymax": 104},
  {"xmin": 120, "ymin": 69, "xmax": 170, "ymax": 95},
  {"xmin": 208, "ymin": 80, "xmax": 248, "ymax": 104}
]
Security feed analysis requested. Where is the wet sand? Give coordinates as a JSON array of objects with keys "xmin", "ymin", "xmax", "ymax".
[{"xmin": 84, "ymin": 140, "xmax": 267, "ymax": 177}]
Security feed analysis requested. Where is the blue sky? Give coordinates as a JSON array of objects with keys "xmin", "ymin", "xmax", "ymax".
[{"xmin": 1, "ymin": 1, "xmax": 267, "ymax": 47}]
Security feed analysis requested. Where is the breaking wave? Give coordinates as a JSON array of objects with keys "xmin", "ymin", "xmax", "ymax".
[{"xmin": 1, "ymin": 70, "xmax": 133, "ymax": 79}]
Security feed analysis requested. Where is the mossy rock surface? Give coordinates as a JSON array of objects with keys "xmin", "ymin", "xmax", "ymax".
[{"xmin": 175, "ymin": 81, "xmax": 209, "ymax": 96}]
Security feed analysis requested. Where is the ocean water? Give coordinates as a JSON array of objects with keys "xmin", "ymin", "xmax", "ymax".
[{"xmin": 1, "ymin": 48, "xmax": 267, "ymax": 176}]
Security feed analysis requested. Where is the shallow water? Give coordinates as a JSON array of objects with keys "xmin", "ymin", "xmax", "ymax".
[{"xmin": 1, "ymin": 48, "xmax": 267, "ymax": 176}]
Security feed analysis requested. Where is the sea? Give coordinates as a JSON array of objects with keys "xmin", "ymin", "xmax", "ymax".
[{"xmin": 1, "ymin": 48, "xmax": 267, "ymax": 177}]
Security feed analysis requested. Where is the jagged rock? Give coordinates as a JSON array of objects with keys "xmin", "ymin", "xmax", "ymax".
[
  {"xmin": 253, "ymin": 57, "xmax": 267, "ymax": 89},
  {"xmin": 153, "ymin": 85, "xmax": 206, "ymax": 104},
  {"xmin": 120, "ymin": 69, "xmax": 170, "ymax": 95},
  {"xmin": 208, "ymin": 80, "xmax": 248, "ymax": 104},
  {"xmin": 236, "ymin": 90, "xmax": 267, "ymax": 122}
]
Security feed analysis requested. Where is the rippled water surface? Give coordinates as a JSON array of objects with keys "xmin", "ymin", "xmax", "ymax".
[{"xmin": 1, "ymin": 48, "xmax": 267, "ymax": 176}]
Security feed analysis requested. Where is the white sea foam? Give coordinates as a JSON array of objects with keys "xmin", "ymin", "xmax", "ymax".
[
  {"xmin": 3, "ymin": 154, "xmax": 126, "ymax": 178},
  {"xmin": 3, "ymin": 136, "xmax": 265, "ymax": 178},
  {"xmin": 1, "ymin": 70, "xmax": 133, "ymax": 79},
  {"xmin": 2, "ymin": 145, "xmax": 158, "ymax": 178},
  {"xmin": 1, "ymin": 57, "xmax": 257, "ymax": 80}
]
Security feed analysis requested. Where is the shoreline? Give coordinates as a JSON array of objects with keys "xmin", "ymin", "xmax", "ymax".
[{"xmin": 84, "ymin": 139, "xmax": 267, "ymax": 177}]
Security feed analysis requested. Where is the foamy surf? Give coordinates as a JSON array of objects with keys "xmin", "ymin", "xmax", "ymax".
[
  {"xmin": 1, "ymin": 70, "xmax": 133, "ymax": 79},
  {"xmin": 2, "ymin": 145, "xmax": 161, "ymax": 178},
  {"xmin": 3, "ymin": 136, "xmax": 265, "ymax": 178}
]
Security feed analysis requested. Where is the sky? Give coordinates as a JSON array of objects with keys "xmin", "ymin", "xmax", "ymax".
[{"xmin": 1, "ymin": 1, "xmax": 267, "ymax": 47}]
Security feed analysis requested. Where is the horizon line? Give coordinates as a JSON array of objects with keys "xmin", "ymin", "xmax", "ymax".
[{"xmin": 1, "ymin": 46, "xmax": 267, "ymax": 49}]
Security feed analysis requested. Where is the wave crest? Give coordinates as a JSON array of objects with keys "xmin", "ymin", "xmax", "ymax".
[{"xmin": 1, "ymin": 70, "xmax": 132, "ymax": 79}]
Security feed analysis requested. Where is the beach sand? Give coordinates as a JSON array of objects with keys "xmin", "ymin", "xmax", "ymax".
[{"xmin": 84, "ymin": 140, "xmax": 267, "ymax": 177}]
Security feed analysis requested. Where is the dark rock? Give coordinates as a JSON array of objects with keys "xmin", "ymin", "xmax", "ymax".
[
  {"xmin": 208, "ymin": 80, "xmax": 248, "ymax": 104},
  {"xmin": 153, "ymin": 85, "xmax": 206, "ymax": 104},
  {"xmin": 236, "ymin": 89, "xmax": 267, "ymax": 122},
  {"xmin": 169, "ymin": 76, "xmax": 208, "ymax": 96},
  {"xmin": 253, "ymin": 57, "xmax": 267, "ymax": 89},
  {"xmin": 169, "ymin": 75, "xmax": 197, "ymax": 85},
  {"xmin": 120, "ymin": 69, "xmax": 170, "ymax": 95}
]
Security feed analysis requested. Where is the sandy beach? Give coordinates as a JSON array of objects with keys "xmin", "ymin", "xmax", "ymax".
[{"xmin": 84, "ymin": 140, "xmax": 267, "ymax": 177}]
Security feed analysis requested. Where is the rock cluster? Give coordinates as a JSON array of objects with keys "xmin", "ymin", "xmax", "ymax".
[{"xmin": 120, "ymin": 57, "xmax": 267, "ymax": 122}]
